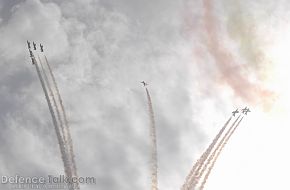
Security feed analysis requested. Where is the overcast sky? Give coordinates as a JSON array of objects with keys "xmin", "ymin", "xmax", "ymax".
[{"xmin": 1, "ymin": 0, "xmax": 290, "ymax": 190}]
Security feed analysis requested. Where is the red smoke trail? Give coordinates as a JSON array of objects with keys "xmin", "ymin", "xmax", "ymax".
[
  {"xmin": 181, "ymin": 116, "xmax": 232, "ymax": 190},
  {"xmin": 145, "ymin": 88, "xmax": 158, "ymax": 190},
  {"xmin": 203, "ymin": 0, "xmax": 274, "ymax": 107},
  {"xmin": 199, "ymin": 116, "xmax": 244, "ymax": 190},
  {"xmin": 191, "ymin": 115, "xmax": 241, "ymax": 189}
]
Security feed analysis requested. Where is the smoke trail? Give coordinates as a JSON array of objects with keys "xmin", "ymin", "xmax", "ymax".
[
  {"xmin": 37, "ymin": 55, "xmax": 76, "ymax": 188},
  {"xmin": 145, "ymin": 88, "xmax": 158, "ymax": 190},
  {"xmin": 203, "ymin": 0, "xmax": 274, "ymax": 107},
  {"xmin": 36, "ymin": 54, "xmax": 76, "ymax": 190},
  {"xmin": 42, "ymin": 54, "xmax": 80, "ymax": 189},
  {"xmin": 223, "ymin": 0, "xmax": 271, "ymax": 79},
  {"xmin": 37, "ymin": 55, "xmax": 67, "ymax": 147},
  {"xmin": 181, "ymin": 157, "xmax": 203, "ymax": 190},
  {"xmin": 199, "ymin": 117, "xmax": 244, "ymax": 190},
  {"xmin": 32, "ymin": 55, "xmax": 71, "ymax": 183},
  {"xmin": 44, "ymin": 56, "xmax": 75, "ymax": 169},
  {"xmin": 191, "ymin": 115, "xmax": 241, "ymax": 189},
  {"xmin": 191, "ymin": 117, "xmax": 232, "ymax": 176},
  {"xmin": 181, "ymin": 116, "xmax": 232, "ymax": 190}
]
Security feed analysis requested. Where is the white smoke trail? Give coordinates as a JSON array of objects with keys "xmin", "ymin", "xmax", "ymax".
[
  {"xmin": 36, "ymin": 55, "xmax": 75, "ymax": 190},
  {"xmin": 199, "ymin": 117, "xmax": 244, "ymax": 190},
  {"xmin": 37, "ymin": 55, "xmax": 67, "ymax": 147},
  {"xmin": 43, "ymin": 55, "xmax": 79, "ymax": 180},
  {"xmin": 145, "ymin": 88, "xmax": 158, "ymax": 190},
  {"xmin": 192, "ymin": 115, "xmax": 241, "ymax": 189},
  {"xmin": 181, "ymin": 116, "xmax": 232, "ymax": 190},
  {"xmin": 41, "ymin": 54, "xmax": 79, "ymax": 190},
  {"xmin": 194, "ymin": 116, "xmax": 241, "ymax": 186},
  {"xmin": 32, "ymin": 54, "xmax": 71, "ymax": 183}
]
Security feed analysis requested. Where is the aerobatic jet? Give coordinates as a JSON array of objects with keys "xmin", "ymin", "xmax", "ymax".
[
  {"xmin": 232, "ymin": 109, "xmax": 239, "ymax": 117},
  {"xmin": 40, "ymin": 44, "xmax": 43, "ymax": 52},
  {"xmin": 29, "ymin": 50, "xmax": 35, "ymax": 64},
  {"xmin": 242, "ymin": 107, "xmax": 251, "ymax": 115},
  {"xmin": 33, "ymin": 42, "xmax": 36, "ymax": 50},
  {"xmin": 27, "ymin": 41, "xmax": 35, "ymax": 64},
  {"xmin": 141, "ymin": 81, "xmax": 148, "ymax": 86},
  {"xmin": 27, "ymin": 40, "xmax": 31, "ymax": 49},
  {"xmin": 29, "ymin": 50, "xmax": 33, "ymax": 58}
]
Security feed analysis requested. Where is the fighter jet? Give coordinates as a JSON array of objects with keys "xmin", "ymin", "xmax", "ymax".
[
  {"xmin": 141, "ymin": 81, "xmax": 148, "ymax": 86},
  {"xmin": 33, "ymin": 42, "xmax": 36, "ymax": 50},
  {"xmin": 27, "ymin": 40, "xmax": 31, "ymax": 49},
  {"xmin": 242, "ymin": 107, "xmax": 251, "ymax": 115},
  {"xmin": 29, "ymin": 50, "xmax": 35, "ymax": 65},
  {"xmin": 232, "ymin": 109, "xmax": 239, "ymax": 117},
  {"xmin": 40, "ymin": 44, "xmax": 43, "ymax": 52},
  {"xmin": 29, "ymin": 50, "xmax": 33, "ymax": 58}
]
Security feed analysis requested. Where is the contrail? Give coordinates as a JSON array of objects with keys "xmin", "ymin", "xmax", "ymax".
[
  {"xmin": 29, "ymin": 43, "xmax": 78, "ymax": 189},
  {"xmin": 192, "ymin": 115, "xmax": 241, "ymax": 189},
  {"xmin": 42, "ymin": 54, "xmax": 80, "ymax": 189},
  {"xmin": 43, "ymin": 55, "xmax": 79, "ymax": 177},
  {"xmin": 36, "ymin": 54, "xmax": 76, "ymax": 190},
  {"xmin": 196, "ymin": 116, "xmax": 240, "ymax": 177},
  {"xmin": 145, "ymin": 88, "xmax": 158, "ymax": 190},
  {"xmin": 32, "ymin": 54, "xmax": 71, "ymax": 183},
  {"xmin": 182, "ymin": 116, "xmax": 232, "ymax": 190},
  {"xmin": 37, "ymin": 55, "xmax": 76, "ymax": 184},
  {"xmin": 37, "ymin": 55, "xmax": 67, "ymax": 147},
  {"xmin": 199, "ymin": 116, "xmax": 244, "ymax": 190}
]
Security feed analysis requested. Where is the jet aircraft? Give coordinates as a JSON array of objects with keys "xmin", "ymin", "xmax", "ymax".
[
  {"xmin": 29, "ymin": 50, "xmax": 35, "ymax": 64},
  {"xmin": 27, "ymin": 40, "xmax": 31, "ymax": 49},
  {"xmin": 33, "ymin": 42, "xmax": 36, "ymax": 50},
  {"xmin": 232, "ymin": 109, "xmax": 239, "ymax": 117},
  {"xmin": 241, "ymin": 107, "xmax": 251, "ymax": 115},
  {"xmin": 141, "ymin": 81, "xmax": 148, "ymax": 86}
]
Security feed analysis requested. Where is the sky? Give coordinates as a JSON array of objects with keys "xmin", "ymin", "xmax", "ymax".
[{"xmin": 1, "ymin": 0, "xmax": 290, "ymax": 190}]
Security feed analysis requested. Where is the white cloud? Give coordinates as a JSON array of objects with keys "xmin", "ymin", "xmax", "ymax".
[
  {"xmin": 0, "ymin": 0, "xmax": 208, "ymax": 190},
  {"xmin": 3, "ymin": 0, "xmax": 289, "ymax": 190}
]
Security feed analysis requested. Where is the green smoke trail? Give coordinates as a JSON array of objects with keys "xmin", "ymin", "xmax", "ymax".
[
  {"xmin": 224, "ymin": 0, "xmax": 269, "ymax": 79},
  {"xmin": 203, "ymin": 0, "xmax": 274, "ymax": 107}
]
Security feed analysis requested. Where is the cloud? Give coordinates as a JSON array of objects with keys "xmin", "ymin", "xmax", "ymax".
[
  {"xmin": 4, "ymin": 0, "xmax": 279, "ymax": 189},
  {"xmin": 0, "ymin": 0, "xmax": 213, "ymax": 190},
  {"xmin": 200, "ymin": 0, "xmax": 275, "ymax": 108}
]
